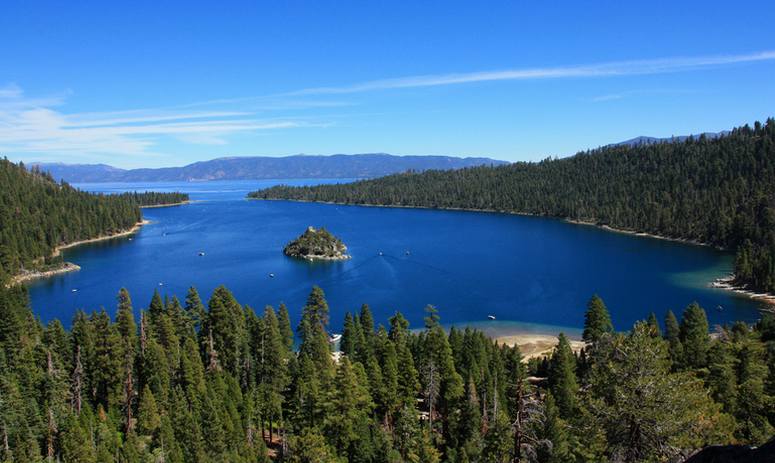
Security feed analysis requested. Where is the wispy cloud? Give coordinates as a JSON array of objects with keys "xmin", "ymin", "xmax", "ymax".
[
  {"xmin": 587, "ymin": 88, "xmax": 699, "ymax": 103},
  {"xmin": 290, "ymin": 50, "xmax": 775, "ymax": 95},
  {"xmin": 2, "ymin": 50, "xmax": 774, "ymax": 162},
  {"xmin": 0, "ymin": 86, "xmax": 327, "ymax": 160}
]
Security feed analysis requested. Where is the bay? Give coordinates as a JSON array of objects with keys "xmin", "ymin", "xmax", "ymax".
[{"xmin": 26, "ymin": 180, "xmax": 769, "ymax": 334}]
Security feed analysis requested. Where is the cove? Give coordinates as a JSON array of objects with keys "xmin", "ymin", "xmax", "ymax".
[{"xmin": 26, "ymin": 180, "xmax": 769, "ymax": 333}]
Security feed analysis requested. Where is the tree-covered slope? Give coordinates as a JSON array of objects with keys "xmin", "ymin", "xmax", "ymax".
[
  {"xmin": 0, "ymin": 159, "xmax": 187, "ymax": 282},
  {"xmin": 251, "ymin": 120, "xmax": 775, "ymax": 293},
  {"xmin": 0, "ymin": 282, "xmax": 773, "ymax": 462}
]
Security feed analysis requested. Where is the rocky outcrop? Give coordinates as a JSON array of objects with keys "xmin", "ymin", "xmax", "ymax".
[{"xmin": 283, "ymin": 226, "xmax": 350, "ymax": 261}]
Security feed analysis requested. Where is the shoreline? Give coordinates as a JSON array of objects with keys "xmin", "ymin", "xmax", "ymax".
[
  {"xmin": 9, "ymin": 219, "xmax": 149, "ymax": 286},
  {"xmin": 9, "ymin": 262, "xmax": 82, "ymax": 286},
  {"xmin": 287, "ymin": 253, "xmax": 352, "ymax": 261},
  {"xmin": 710, "ymin": 274, "xmax": 775, "ymax": 308},
  {"xmin": 252, "ymin": 197, "xmax": 775, "ymax": 304},
  {"xmin": 140, "ymin": 200, "xmax": 191, "ymax": 209},
  {"xmin": 493, "ymin": 333, "xmax": 585, "ymax": 360}
]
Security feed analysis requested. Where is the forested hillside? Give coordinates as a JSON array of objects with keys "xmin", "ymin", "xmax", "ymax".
[
  {"xmin": 0, "ymin": 159, "xmax": 188, "ymax": 282},
  {"xmin": 251, "ymin": 120, "xmax": 775, "ymax": 294},
  {"xmin": 0, "ymin": 284, "xmax": 772, "ymax": 462}
]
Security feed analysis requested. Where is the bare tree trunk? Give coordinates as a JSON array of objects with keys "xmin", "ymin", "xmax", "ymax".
[
  {"xmin": 139, "ymin": 311, "xmax": 147, "ymax": 356},
  {"xmin": 124, "ymin": 363, "xmax": 135, "ymax": 434},
  {"xmin": 72, "ymin": 345, "xmax": 83, "ymax": 414},
  {"xmin": 512, "ymin": 378, "xmax": 524, "ymax": 463},
  {"xmin": 46, "ymin": 408, "xmax": 57, "ymax": 461}
]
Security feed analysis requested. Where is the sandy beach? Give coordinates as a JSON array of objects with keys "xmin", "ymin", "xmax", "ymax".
[{"xmin": 494, "ymin": 333, "xmax": 585, "ymax": 360}]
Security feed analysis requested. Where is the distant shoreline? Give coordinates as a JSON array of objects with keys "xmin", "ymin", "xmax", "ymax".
[
  {"xmin": 9, "ymin": 219, "xmax": 149, "ymax": 286},
  {"xmin": 251, "ymin": 197, "xmax": 775, "ymax": 306},
  {"xmin": 140, "ymin": 200, "xmax": 191, "ymax": 208}
]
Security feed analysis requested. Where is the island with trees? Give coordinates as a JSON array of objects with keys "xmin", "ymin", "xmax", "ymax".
[
  {"xmin": 283, "ymin": 226, "xmax": 350, "ymax": 260},
  {"xmin": 250, "ymin": 119, "xmax": 775, "ymax": 299}
]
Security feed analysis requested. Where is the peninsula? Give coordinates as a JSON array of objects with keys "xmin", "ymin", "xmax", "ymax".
[{"xmin": 284, "ymin": 226, "xmax": 350, "ymax": 260}]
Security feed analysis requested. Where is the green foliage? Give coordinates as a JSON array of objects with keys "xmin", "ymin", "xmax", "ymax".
[
  {"xmin": 0, "ymin": 284, "xmax": 772, "ymax": 461},
  {"xmin": 548, "ymin": 334, "xmax": 577, "ymax": 418},
  {"xmin": 582, "ymin": 295, "xmax": 613, "ymax": 344},
  {"xmin": 251, "ymin": 120, "xmax": 775, "ymax": 293}
]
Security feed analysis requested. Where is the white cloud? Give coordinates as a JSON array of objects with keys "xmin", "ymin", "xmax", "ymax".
[
  {"xmin": 3, "ymin": 49, "xmax": 774, "ymax": 162},
  {"xmin": 0, "ymin": 85, "xmax": 321, "ymax": 160},
  {"xmin": 290, "ymin": 50, "xmax": 775, "ymax": 95}
]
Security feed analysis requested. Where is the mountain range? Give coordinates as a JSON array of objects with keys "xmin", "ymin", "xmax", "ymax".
[
  {"xmin": 29, "ymin": 131, "xmax": 731, "ymax": 183},
  {"xmin": 31, "ymin": 153, "xmax": 507, "ymax": 183}
]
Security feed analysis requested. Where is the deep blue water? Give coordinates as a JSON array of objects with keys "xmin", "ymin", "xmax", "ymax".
[{"xmin": 26, "ymin": 180, "xmax": 769, "ymax": 334}]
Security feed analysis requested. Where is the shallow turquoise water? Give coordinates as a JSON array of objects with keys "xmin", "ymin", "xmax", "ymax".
[{"xmin": 26, "ymin": 180, "xmax": 768, "ymax": 333}]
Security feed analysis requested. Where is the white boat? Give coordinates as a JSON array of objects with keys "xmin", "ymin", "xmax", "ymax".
[
  {"xmin": 329, "ymin": 333, "xmax": 342, "ymax": 343},
  {"xmin": 71, "ymin": 288, "xmax": 78, "ymax": 293},
  {"xmin": 269, "ymin": 273, "xmax": 275, "ymax": 278},
  {"xmin": 487, "ymin": 315, "xmax": 496, "ymax": 320},
  {"xmin": 198, "ymin": 251, "xmax": 205, "ymax": 256}
]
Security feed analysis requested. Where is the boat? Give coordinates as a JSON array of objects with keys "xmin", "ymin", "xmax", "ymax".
[
  {"xmin": 158, "ymin": 282, "xmax": 164, "ymax": 286},
  {"xmin": 198, "ymin": 251, "xmax": 205, "ymax": 256},
  {"xmin": 269, "ymin": 273, "xmax": 275, "ymax": 278},
  {"xmin": 405, "ymin": 250, "xmax": 411, "ymax": 255},
  {"xmin": 717, "ymin": 305, "xmax": 724, "ymax": 311},
  {"xmin": 71, "ymin": 288, "xmax": 78, "ymax": 293},
  {"xmin": 378, "ymin": 251, "xmax": 384, "ymax": 256},
  {"xmin": 329, "ymin": 333, "xmax": 342, "ymax": 343},
  {"xmin": 487, "ymin": 315, "xmax": 496, "ymax": 320}
]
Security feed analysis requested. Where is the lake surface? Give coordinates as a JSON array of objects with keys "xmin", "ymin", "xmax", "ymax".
[{"xmin": 27, "ymin": 180, "xmax": 769, "ymax": 334}]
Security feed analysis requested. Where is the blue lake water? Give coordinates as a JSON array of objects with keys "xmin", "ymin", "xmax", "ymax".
[{"xmin": 26, "ymin": 180, "xmax": 769, "ymax": 334}]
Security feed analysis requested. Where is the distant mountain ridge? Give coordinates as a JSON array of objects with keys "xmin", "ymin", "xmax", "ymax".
[
  {"xmin": 611, "ymin": 131, "xmax": 730, "ymax": 147},
  {"xmin": 31, "ymin": 153, "xmax": 507, "ymax": 183}
]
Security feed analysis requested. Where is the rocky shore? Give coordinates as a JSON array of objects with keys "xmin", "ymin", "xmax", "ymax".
[{"xmin": 711, "ymin": 274, "xmax": 775, "ymax": 309}]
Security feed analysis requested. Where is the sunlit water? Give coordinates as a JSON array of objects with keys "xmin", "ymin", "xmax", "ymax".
[{"xmin": 26, "ymin": 180, "xmax": 769, "ymax": 335}]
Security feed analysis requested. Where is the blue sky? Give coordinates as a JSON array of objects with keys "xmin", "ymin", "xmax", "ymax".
[{"xmin": 1, "ymin": 1, "xmax": 774, "ymax": 168}]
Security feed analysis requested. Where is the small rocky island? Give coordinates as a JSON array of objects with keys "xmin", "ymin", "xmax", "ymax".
[{"xmin": 284, "ymin": 226, "xmax": 350, "ymax": 260}]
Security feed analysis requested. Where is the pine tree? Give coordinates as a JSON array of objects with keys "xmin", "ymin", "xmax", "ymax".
[
  {"xmin": 646, "ymin": 312, "xmax": 661, "ymax": 337},
  {"xmin": 548, "ymin": 334, "xmax": 577, "ymax": 418},
  {"xmin": 137, "ymin": 384, "xmax": 161, "ymax": 437},
  {"xmin": 203, "ymin": 286, "xmax": 247, "ymax": 375},
  {"xmin": 679, "ymin": 303, "xmax": 710, "ymax": 369},
  {"xmin": 277, "ymin": 302, "xmax": 294, "ymax": 352},
  {"xmin": 535, "ymin": 392, "xmax": 571, "ymax": 463},
  {"xmin": 664, "ymin": 309, "xmax": 684, "ymax": 368},
  {"xmin": 323, "ymin": 357, "xmax": 374, "ymax": 458},
  {"xmin": 587, "ymin": 323, "xmax": 733, "ymax": 461},
  {"xmin": 184, "ymin": 286, "xmax": 205, "ymax": 335},
  {"xmin": 582, "ymin": 295, "xmax": 613, "ymax": 344}
]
